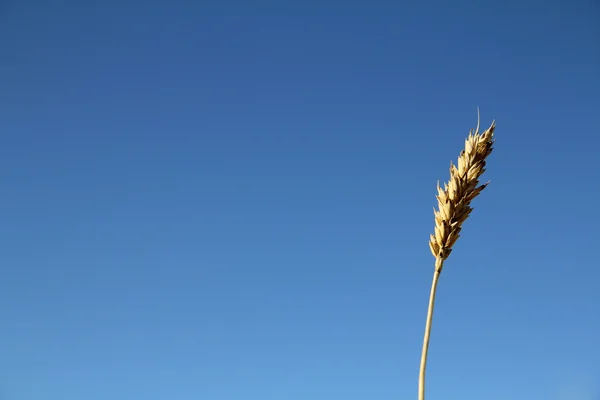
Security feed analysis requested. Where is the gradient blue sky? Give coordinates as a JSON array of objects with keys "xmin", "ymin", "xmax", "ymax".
[{"xmin": 1, "ymin": 1, "xmax": 599, "ymax": 399}]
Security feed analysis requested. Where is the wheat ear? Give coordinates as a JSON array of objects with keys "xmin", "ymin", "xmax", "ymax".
[{"xmin": 418, "ymin": 115, "xmax": 495, "ymax": 400}]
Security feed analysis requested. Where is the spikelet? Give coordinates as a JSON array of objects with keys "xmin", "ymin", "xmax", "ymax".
[{"xmin": 428, "ymin": 119, "xmax": 495, "ymax": 268}]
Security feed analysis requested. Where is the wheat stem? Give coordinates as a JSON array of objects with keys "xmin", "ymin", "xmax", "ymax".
[
  {"xmin": 418, "ymin": 257, "xmax": 443, "ymax": 400},
  {"xmin": 418, "ymin": 113, "xmax": 495, "ymax": 399}
]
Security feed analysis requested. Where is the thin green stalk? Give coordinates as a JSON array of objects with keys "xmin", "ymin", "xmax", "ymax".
[{"xmin": 418, "ymin": 257, "xmax": 444, "ymax": 400}]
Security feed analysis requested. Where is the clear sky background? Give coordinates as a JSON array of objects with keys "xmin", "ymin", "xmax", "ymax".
[{"xmin": 1, "ymin": 1, "xmax": 599, "ymax": 399}]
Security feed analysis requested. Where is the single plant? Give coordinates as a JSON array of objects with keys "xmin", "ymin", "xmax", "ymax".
[{"xmin": 418, "ymin": 113, "xmax": 496, "ymax": 400}]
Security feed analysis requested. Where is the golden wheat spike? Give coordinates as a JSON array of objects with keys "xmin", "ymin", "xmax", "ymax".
[{"xmin": 428, "ymin": 119, "xmax": 495, "ymax": 268}]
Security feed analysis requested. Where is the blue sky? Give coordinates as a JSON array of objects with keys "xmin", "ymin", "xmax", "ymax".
[{"xmin": 1, "ymin": 1, "xmax": 599, "ymax": 399}]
